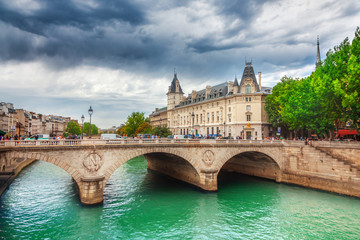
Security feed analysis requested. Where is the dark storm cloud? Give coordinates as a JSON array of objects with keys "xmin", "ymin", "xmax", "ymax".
[
  {"xmin": 0, "ymin": 0, "xmax": 154, "ymax": 65},
  {"xmin": 215, "ymin": 0, "xmax": 272, "ymax": 21},
  {"xmin": 0, "ymin": 0, "xmax": 145, "ymax": 35},
  {"xmin": 187, "ymin": 37, "xmax": 250, "ymax": 53}
]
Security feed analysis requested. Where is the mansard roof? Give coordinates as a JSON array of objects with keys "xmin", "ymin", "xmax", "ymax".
[
  {"xmin": 169, "ymin": 73, "xmax": 184, "ymax": 94},
  {"xmin": 177, "ymin": 82, "xmax": 228, "ymax": 107},
  {"xmin": 173, "ymin": 63, "xmax": 271, "ymax": 108},
  {"xmin": 239, "ymin": 61, "xmax": 260, "ymax": 92}
]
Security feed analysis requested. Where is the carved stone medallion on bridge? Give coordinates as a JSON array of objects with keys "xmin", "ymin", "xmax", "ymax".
[
  {"xmin": 83, "ymin": 151, "xmax": 104, "ymax": 172},
  {"xmin": 202, "ymin": 150, "xmax": 215, "ymax": 166}
]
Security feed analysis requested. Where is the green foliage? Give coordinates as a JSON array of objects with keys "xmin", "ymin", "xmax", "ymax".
[
  {"xmin": 265, "ymin": 76, "xmax": 296, "ymax": 128},
  {"xmin": 135, "ymin": 122, "xmax": 152, "ymax": 135},
  {"xmin": 124, "ymin": 112, "xmax": 148, "ymax": 137},
  {"xmin": 65, "ymin": 121, "xmax": 81, "ymax": 135},
  {"xmin": 152, "ymin": 127, "xmax": 172, "ymax": 138},
  {"xmin": 83, "ymin": 122, "xmax": 99, "ymax": 136},
  {"xmin": 265, "ymin": 27, "xmax": 360, "ymax": 135}
]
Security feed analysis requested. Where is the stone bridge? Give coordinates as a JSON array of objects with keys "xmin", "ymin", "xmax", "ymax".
[{"xmin": 1, "ymin": 139, "xmax": 360, "ymax": 205}]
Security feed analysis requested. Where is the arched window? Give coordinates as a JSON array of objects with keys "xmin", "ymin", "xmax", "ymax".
[{"xmin": 245, "ymin": 84, "xmax": 252, "ymax": 93}]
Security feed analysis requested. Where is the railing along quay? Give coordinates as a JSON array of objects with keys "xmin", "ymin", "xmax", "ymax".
[{"xmin": 0, "ymin": 139, "xmax": 358, "ymax": 147}]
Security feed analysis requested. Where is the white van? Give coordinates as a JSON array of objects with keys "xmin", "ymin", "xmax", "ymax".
[
  {"xmin": 173, "ymin": 135, "xmax": 185, "ymax": 139},
  {"xmin": 101, "ymin": 134, "xmax": 122, "ymax": 140}
]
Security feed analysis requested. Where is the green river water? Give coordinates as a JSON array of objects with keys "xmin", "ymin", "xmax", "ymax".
[{"xmin": 1, "ymin": 156, "xmax": 360, "ymax": 239}]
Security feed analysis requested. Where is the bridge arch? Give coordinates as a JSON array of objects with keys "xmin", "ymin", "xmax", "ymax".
[
  {"xmin": 215, "ymin": 147, "xmax": 283, "ymax": 171},
  {"xmin": 103, "ymin": 147, "xmax": 201, "ymax": 188},
  {"xmin": 215, "ymin": 148, "xmax": 283, "ymax": 182},
  {"xmin": 4, "ymin": 151, "xmax": 83, "ymax": 186}
]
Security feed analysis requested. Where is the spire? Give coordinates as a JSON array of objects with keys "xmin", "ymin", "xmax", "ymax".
[
  {"xmin": 233, "ymin": 75, "xmax": 239, "ymax": 86},
  {"xmin": 316, "ymin": 36, "xmax": 321, "ymax": 69},
  {"xmin": 169, "ymin": 72, "xmax": 184, "ymax": 94}
]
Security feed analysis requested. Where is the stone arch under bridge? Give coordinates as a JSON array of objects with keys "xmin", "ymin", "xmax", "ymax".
[
  {"xmin": 0, "ymin": 151, "xmax": 82, "ymax": 181},
  {"xmin": 215, "ymin": 148, "xmax": 284, "ymax": 182},
  {"xmin": 0, "ymin": 150, "xmax": 84, "ymax": 198},
  {"xmin": 100, "ymin": 147, "xmax": 203, "ymax": 196}
]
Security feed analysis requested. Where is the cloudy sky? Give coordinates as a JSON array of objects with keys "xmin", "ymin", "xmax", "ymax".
[{"xmin": 0, "ymin": 0, "xmax": 359, "ymax": 128}]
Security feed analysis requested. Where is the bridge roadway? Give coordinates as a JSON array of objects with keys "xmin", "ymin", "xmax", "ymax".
[{"xmin": 1, "ymin": 139, "xmax": 360, "ymax": 205}]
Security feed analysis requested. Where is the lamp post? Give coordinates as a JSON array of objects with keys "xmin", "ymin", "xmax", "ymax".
[
  {"xmin": 88, "ymin": 106, "xmax": 93, "ymax": 139},
  {"xmin": 81, "ymin": 114, "xmax": 85, "ymax": 139},
  {"xmin": 223, "ymin": 122, "xmax": 226, "ymax": 138},
  {"xmin": 191, "ymin": 112, "xmax": 195, "ymax": 138},
  {"xmin": 159, "ymin": 118, "xmax": 162, "ymax": 128}
]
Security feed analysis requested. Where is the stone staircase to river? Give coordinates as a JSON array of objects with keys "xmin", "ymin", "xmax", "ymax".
[{"xmin": 304, "ymin": 146, "xmax": 360, "ymax": 182}]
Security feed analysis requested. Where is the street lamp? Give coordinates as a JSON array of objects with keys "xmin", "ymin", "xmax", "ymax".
[
  {"xmin": 191, "ymin": 112, "xmax": 195, "ymax": 138},
  {"xmin": 81, "ymin": 114, "xmax": 85, "ymax": 139},
  {"xmin": 223, "ymin": 122, "xmax": 225, "ymax": 138},
  {"xmin": 159, "ymin": 118, "xmax": 162, "ymax": 128},
  {"xmin": 88, "ymin": 106, "xmax": 93, "ymax": 139}
]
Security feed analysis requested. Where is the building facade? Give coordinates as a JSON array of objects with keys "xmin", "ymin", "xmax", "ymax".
[
  {"xmin": 0, "ymin": 102, "xmax": 73, "ymax": 137},
  {"xmin": 0, "ymin": 102, "xmax": 16, "ymax": 135},
  {"xmin": 150, "ymin": 62, "xmax": 273, "ymax": 140}
]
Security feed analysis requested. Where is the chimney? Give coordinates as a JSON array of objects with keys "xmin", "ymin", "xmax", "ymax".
[
  {"xmin": 206, "ymin": 85, "xmax": 211, "ymax": 99},
  {"xmin": 192, "ymin": 90, "xmax": 197, "ymax": 100},
  {"xmin": 228, "ymin": 81, "xmax": 234, "ymax": 93},
  {"xmin": 258, "ymin": 70, "xmax": 261, "ymax": 90}
]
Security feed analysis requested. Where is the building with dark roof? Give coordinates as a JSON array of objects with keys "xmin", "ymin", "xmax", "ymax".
[{"xmin": 150, "ymin": 62, "xmax": 273, "ymax": 139}]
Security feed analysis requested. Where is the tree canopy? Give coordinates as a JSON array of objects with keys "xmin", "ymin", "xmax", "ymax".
[
  {"xmin": 152, "ymin": 126, "xmax": 172, "ymax": 138},
  {"xmin": 83, "ymin": 122, "xmax": 99, "ymax": 136},
  {"xmin": 123, "ymin": 112, "xmax": 150, "ymax": 137},
  {"xmin": 265, "ymin": 27, "xmax": 360, "ymax": 137},
  {"xmin": 65, "ymin": 121, "xmax": 81, "ymax": 135}
]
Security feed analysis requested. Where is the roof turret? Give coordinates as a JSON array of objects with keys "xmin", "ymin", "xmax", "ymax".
[
  {"xmin": 239, "ymin": 61, "xmax": 260, "ymax": 92},
  {"xmin": 169, "ymin": 73, "xmax": 184, "ymax": 94}
]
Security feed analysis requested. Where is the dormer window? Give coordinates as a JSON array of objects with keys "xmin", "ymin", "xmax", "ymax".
[{"xmin": 245, "ymin": 84, "xmax": 251, "ymax": 93}]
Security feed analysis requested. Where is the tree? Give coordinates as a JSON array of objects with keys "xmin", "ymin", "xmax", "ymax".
[
  {"xmin": 265, "ymin": 76, "xmax": 296, "ymax": 128},
  {"xmin": 335, "ymin": 27, "xmax": 360, "ymax": 130},
  {"xmin": 135, "ymin": 122, "xmax": 152, "ymax": 135},
  {"xmin": 152, "ymin": 127, "xmax": 172, "ymax": 138},
  {"xmin": 65, "ymin": 121, "xmax": 81, "ymax": 135},
  {"xmin": 116, "ymin": 125, "xmax": 126, "ymax": 135},
  {"xmin": 124, "ymin": 112, "xmax": 149, "ymax": 137},
  {"xmin": 83, "ymin": 122, "xmax": 99, "ymax": 136}
]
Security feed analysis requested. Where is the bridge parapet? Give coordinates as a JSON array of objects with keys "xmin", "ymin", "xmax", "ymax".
[{"xmin": 0, "ymin": 139, "xmax": 287, "ymax": 147}]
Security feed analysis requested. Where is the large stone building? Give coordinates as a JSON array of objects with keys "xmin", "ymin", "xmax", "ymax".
[{"xmin": 150, "ymin": 62, "xmax": 273, "ymax": 139}]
